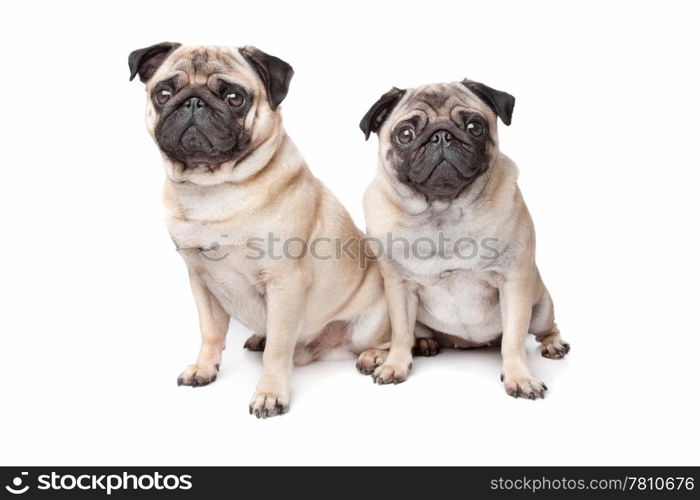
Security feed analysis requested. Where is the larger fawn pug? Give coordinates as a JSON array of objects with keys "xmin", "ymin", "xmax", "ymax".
[
  {"xmin": 359, "ymin": 80, "xmax": 569, "ymax": 398},
  {"xmin": 129, "ymin": 43, "xmax": 391, "ymax": 417}
]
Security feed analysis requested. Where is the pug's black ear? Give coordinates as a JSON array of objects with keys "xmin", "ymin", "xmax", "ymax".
[
  {"xmin": 359, "ymin": 87, "xmax": 406, "ymax": 140},
  {"xmin": 240, "ymin": 46, "xmax": 294, "ymax": 111},
  {"xmin": 461, "ymin": 79, "xmax": 515, "ymax": 126},
  {"xmin": 128, "ymin": 42, "xmax": 181, "ymax": 83}
]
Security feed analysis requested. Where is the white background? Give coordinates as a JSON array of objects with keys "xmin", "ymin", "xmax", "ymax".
[{"xmin": 1, "ymin": 0, "xmax": 698, "ymax": 466}]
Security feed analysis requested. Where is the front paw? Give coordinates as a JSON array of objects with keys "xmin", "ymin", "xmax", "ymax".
[
  {"xmin": 177, "ymin": 363, "xmax": 219, "ymax": 387},
  {"xmin": 249, "ymin": 391, "xmax": 290, "ymax": 419},
  {"xmin": 372, "ymin": 360, "xmax": 412, "ymax": 385},
  {"xmin": 501, "ymin": 370, "xmax": 547, "ymax": 399}
]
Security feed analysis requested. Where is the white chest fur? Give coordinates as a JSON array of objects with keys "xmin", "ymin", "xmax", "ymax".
[
  {"xmin": 385, "ymin": 210, "xmax": 510, "ymax": 342},
  {"xmin": 170, "ymin": 216, "xmax": 269, "ymax": 335}
]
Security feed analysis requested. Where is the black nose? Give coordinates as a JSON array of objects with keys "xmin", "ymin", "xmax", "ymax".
[
  {"xmin": 431, "ymin": 130, "xmax": 452, "ymax": 145},
  {"xmin": 184, "ymin": 97, "xmax": 204, "ymax": 110}
]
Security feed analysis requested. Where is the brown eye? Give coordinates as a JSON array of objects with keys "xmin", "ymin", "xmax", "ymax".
[
  {"xmin": 225, "ymin": 92, "xmax": 244, "ymax": 107},
  {"xmin": 467, "ymin": 120, "xmax": 484, "ymax": 137},
  {"xmin": 155, "ymin": 89, "xmax": 171, "ymax": 105},
  {"xmin": 396, "ymin": 126, "xmax": 415, "ymax": 145}
]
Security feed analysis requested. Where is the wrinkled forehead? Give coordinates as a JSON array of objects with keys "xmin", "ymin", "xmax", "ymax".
[
  {"xmin": 395, "ymin": 83, "xmax": 492, "ymax": 121},
  {"xmin": 150, "ymin": 46, "xmax": 258, "ymax": 89}
]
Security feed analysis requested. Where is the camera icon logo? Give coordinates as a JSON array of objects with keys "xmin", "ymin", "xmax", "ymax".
[{"xmin": 5, "ymin": 472, "xmax": 29, "ymax": 495}]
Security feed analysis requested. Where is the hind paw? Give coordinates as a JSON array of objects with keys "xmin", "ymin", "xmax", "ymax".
[
  {"xmin": 356, "ymin": 349, "xmax": 388, "ymax": 375},
  {"xmin": 413, "ymin": 338, "xmax": 440, "ymax": 356}
]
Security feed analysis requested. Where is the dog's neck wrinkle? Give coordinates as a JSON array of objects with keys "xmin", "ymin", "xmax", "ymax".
[
  {"xmin": 164, "ymin": 132, "xmax": 307, "ymax": 223},
  {"xmin": 381, "ymin": 152, "xmax": 517, "ymax": 219}
]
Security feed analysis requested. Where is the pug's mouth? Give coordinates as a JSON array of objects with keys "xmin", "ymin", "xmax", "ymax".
[
  {"xmin": 159, "ymin": 126, "xmax": 241, "ymax": 170},
  {"xmin": 424, "ymin": 160, "xmax": 466, "ymax": 185},
  {"xmin": 416, "ymin": 159, "xmax": 480, "ymax": 187},
  {"xmin": 178, "ymin": 152, "xmax": 237, "ymax": 171},
  {"xmin": 181, "ymin": 157, "xmax": 228, "ymax": 171},
  {"xmin": 403, "ymin": 158, "xmax": 486, "ymax": 198}
]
